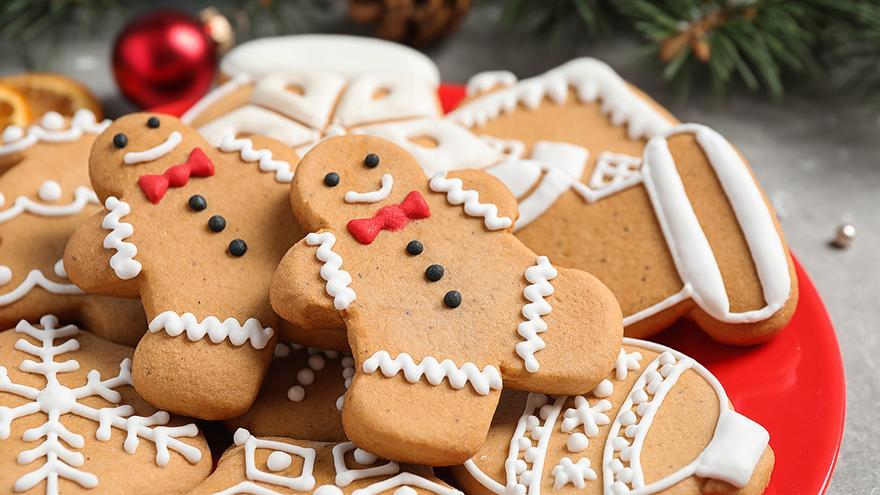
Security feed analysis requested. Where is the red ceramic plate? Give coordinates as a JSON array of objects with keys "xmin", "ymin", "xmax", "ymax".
[{"xmin": 439, "ymin": 83, "xmax": 845, "ymax": 494}]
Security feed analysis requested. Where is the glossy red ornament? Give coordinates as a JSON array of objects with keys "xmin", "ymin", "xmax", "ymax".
[{"xmin": 113, "ymin": 10, "xmax": 216, "ymax": 111}]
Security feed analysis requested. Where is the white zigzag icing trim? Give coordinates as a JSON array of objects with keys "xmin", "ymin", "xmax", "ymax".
[
  {"xmin": 305, "ymin": 232, "xmax": 356, "ymax": 310},
  {"xmin": 0, "ymin": 109, "xmax": 111, "ymax": 156},
  {"xmin": 516, "ymin": 256, "xmax": 558, "ymax": 373},
  {"xmin": 447, "ymin": 58, "xmax": 672, "ymax": 139},
  {"xmin": 149, "ymin": 311, "xmax": 274, "ymax": 349},
  {"xmin": 362, "ymin": 351, "xmax": 502, "ymax": 396},
  {"xmin": 219, "ymin": 134, "xmax": 295, "ymax": 183},
  {"xmin": 101, "ymin": 196, "xmax": 141, "ymax": 280},
  {"xmin": 428, "ymin": 172, "xmax": 513, "ymax": 230}
]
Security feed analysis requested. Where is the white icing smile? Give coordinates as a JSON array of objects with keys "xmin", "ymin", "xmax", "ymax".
[
  {"xmin": 344, "ymin": 173, "xmax": 394, "ymax": 203},
  {"xmin": 123, "ymin": 131, "xmax": 183, "ymax": 164}
]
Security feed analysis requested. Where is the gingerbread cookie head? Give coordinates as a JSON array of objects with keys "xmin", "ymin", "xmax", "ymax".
[
  {"xmin": 271, "ymin": 135, "xmax": 622, "ymax": 465},
  {"xmin": 0, "ymin": 315, "xmax": 211, "ymax": 493},
  {"xmin": 0, "ymin": 111, "xmax": 147, "ymax": 344},
  {"xmin": 454, "ymin": 338, "xmax": 774, "ymax": 495},
  {"xmin": 64, "ymin": 113, "xmax": 304, "ymax": 420}
]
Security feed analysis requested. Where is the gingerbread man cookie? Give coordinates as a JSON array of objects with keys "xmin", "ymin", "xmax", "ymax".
[
  {"xmin": 0, "ymin": 111, "xmax": 147, "ymax": 346},
  {"xmin": 454, "ymin": 338, "xmax": 774, "ymax": 495},
  {"xmin": 0, "ymin": 315, "xmax": 210, "ymax": 494},
  {"xmin": 271, "ymin": 135, "xmax": 622, "ymax": 465},
  {"xmin": 63, "ymin": 113, "xmax": 304, "ymax": 419},
  {"xmin": 371, "ymin": 58, "xmax": 797, "ymax": 344},
  {"xmin": 192, "ymin": 429, "xmax": 461, "ymax": 494}
]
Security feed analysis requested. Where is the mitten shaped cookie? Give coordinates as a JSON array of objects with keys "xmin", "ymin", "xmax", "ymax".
[
  {"xmin": 1, "ymin": 315, "xmax": 210, "ymax": 494},
  {"xmin": 191, "ymin": 429, "xmax": 461, "ymax": 494},
  {"xmin": 0, "ymin": 111, "xmax": 147, "ymax": 346},
  {"xmin": 271, "ymin": 135, "xmax": 622, "ymax": 465},
  {"xmin": 63, "ymin": 113, "xmax": 303, "ymax": 419},
  {"xmin": 455, "ymin": 338, "xmax": 774, "ymax": 495},
  {"xmin": 382, "ymin": 58, "xmax": 796, "ymax": 345}
]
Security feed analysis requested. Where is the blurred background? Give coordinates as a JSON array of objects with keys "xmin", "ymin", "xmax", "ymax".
[{"xmin": 1, "ymin": 1, "xmax": 877, "ymax": 491}]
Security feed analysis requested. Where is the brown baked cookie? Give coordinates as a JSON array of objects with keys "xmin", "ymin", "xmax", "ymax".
[
  {"xmin": 271, "ymin": 135, "xmax": 622, "ymax": 465},
  {"xmin": 0, "ymin": 315, "xmax": 210, "ymax": 494},
  {"xmin": 371, "ymin": 58, "xmax": 797, "ymax": 345},
  {"xmin": 453, "ymin": 338, "xmax": 774, "ymax": 495},
  {"xmin": 0, "ymin": 111, "xmax": 147, "ymax": 347},
  {"xmin": 180, "ymin": 70, "xmax": 441, "ymax": 157},
  {"xmin": 191, "ymin": 429, "xmax": 462, "ymax": 494},
  {"xmin": 226, "ymin": 342, "xmax": 352, "ymax": 442},
  {"xmin": 62, "ymin": 113, "xmax": 304, "ymax": 420}
]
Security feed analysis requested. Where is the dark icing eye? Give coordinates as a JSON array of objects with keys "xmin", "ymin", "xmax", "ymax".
[
  {"xmin": 146, "ymin": 116, "xmax": 160, "ymax": 128},
  {"xmin": 188, "ymin": 194, "xmax": 207, "ymax": 211},
  {"xmin": 324, "ymin": 172, "xmax": 340, "ymax": 187},
  {"xmin": 113, "ymin": 133, "xmax": 128, "ymax": 149},
  {"xmin": 406, "ymin": 240, "xmax": 423, "ymax": 255},
  {"xmin": 425, "ymin": 264, "xmax": 444, "ymax": 282},
  {"xmin": 444, "ymin": 290, "xmax": 462, "ymax": 308},
  {"xmin": 208, "ymin": 215, "xmax": 226, "ymax": 232},
  {"xmin": 364, "ymin": 153, "xmax": 380, "ymax": 168},
  {"xmin": 229, "ymin": 239, "xmax": 248, "ymax": 257}
]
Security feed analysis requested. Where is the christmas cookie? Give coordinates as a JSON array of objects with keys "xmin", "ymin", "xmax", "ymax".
[
  {"xmin": 454, "ymin": 338, "xmax": 774, "ymax": 495},
  {"xmin": 0, "ymin": 315, "xmax": 210, "ymax": 494},
  {"xmin": 191, "ymin": 429, "xmax": 461, "ymax": 494},
  {"xmin": 0, "ymin": 111, "xmax": 147, "ymax": 347},
  {"xmin": 270, "ymin": 135, "xmax": 622, "ymax": 465},
  {"xmin": 227, "ymin": 342, "xmax": 352, "ymax": 442},
  {"xmin": 408, "ymin": 57, "xmax": 796, "ymax": 344},
  {"xmin": 180, "ymin": 68, "xmax": 441, "ymax": 158},
  {"xmin": 62, "ymin": 113, "xmax": 304, "ymax": 419}
]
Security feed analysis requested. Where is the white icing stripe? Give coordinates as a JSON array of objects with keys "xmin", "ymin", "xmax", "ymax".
[
  {"xmin": 0, "ymin": 267, "xmax": 84, "ymax": 306},
  {"xmin": 428, "ymin": 172, "xmax": 513, "ymax": 230},
  {"xmin": 123, "ymin": 131, "xmax": 183, "ymax": 164},
  {"xmin": 501, "ymin": 393, "xmax": 566, "ymax": 494},
  {"xmin": 181, "ymin": 74, "xmax": 252, "ymax": 124},
  {"xmin": 449, "ymin": 58, "xmax": 672, "ymax": 139},
  {"xmin": 344, "ymin": 173, "xmax": 393, "ymax": 203},
  {"xmin": 466, "ymin": 70, "xmax": 518, "ymax": 96},
  {"xmin": 516, "ymin": 256, "xmax": 558, "ymax": 373},
  {"xmin": 332, "ymin": 442, "xmax": 399, "ymax": 487},
  {"xmin": 305, "ymin": 232, "xmax": 357, "ymax": 311},
  {"xmin": 101, "ymin": 197, "xmax": 142, "ymax": 280},
  {"xmin": 148, "ymin": 311, "xmax": 274, "ymax": 349},
  {"xmin": 0, "ymin": 110, "xmax": 110, "ymax": 156},
  {"xmin": 0, "ymin": 185, "xmax": 98, "ymax": 223},
  {"xmin": 226, "ymin": 429, "xmax": 316, "ymax": 493},
  {"xmin": 219, "ymin": 134, "xmax": 294, "ymax": 183},
  {"xmin": 362, "ymin": 351, "xmax": 502, "ymax": 396},
  {"xmin": 641, "ymin": 124, "xmax": 790, "ymax": 324},
  {"xmin": 351, "ymin": 473, "xmax": 462, "ymax": 495}
]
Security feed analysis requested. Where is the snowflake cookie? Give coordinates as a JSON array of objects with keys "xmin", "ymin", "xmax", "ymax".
[
  {"xmin": 62, "ymin": 113, "xmax": 306, "ymax": 420},
  {"xmin": 270, "ymin": 135, "xmax": 622, "ymax": 465},
  {"xmin": 191, "ymin": 429, "xmax": 461, "ymax": 495},
  {"xmin": 0, "ymin": 111, "xmax": 147, "ymax": 346},
  {"xmin": 455, "ymin": 338, "xmax": 774, "ymax": 495},
  {"xmin": 0, "ymin": 315, "xmax": 210, "ymax": 494}
]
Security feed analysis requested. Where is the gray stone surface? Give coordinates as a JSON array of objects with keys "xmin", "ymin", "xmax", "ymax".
[{"xmin": 1, "ymin": 6, "xmax": 876, "ymax": 492}]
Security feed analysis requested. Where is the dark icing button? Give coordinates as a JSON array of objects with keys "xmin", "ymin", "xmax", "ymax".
[
  {"xmin": 406, "ymin": 240, "xmax": 423, "ymax": 255},
  {"xmin": 324, "ymin": 172, "xmax": 340, "ymax": 187},
  {"xmin": 444, "ymin": 290, "xmax": 462, "ymax": 308},
  {"xmin": 229, "ymin": 239, "xmax": 248, "ymax": 257},
  {"xmin": 208, "ymin": 215, "xmax": 226, "ymax": 232},
  {"xmin": 364, "ymin": 153, "xmax": 380, "ymax": 168},
  {"xmin": 146, "ymin": 116, "xmax": 161, "ymax": 128},
  {"xmin": 188, "ymin": 194, "xmax": 207, "ymax": 211},
  {"xmin": 112, "ymin": 133, "xmax": 128, "ymax": 149},
  {"xmin": 425, "ymin": 264, "xmax": 444, "ymax": 282}
]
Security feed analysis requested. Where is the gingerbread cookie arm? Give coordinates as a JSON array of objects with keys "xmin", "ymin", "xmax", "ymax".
[
  {"xmin": 271, "ymin": 232, "xmax": 347, "ymax": 332},
  {"xmin": 63, "ymin": 209, "xmax": 140, "ymax": 298},
  {"xmin": 442, "ymin": 168, "xmax": 520, "ymax": 225}
]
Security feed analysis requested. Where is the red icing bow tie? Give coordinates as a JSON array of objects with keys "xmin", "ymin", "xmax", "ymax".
[
  {"xmin": 137, "ymin": 148, "xmax": 214, "ymax": 204},
  {"xmin": 347, "ymin": 191, "xmax": 431, "ymax": 244}
]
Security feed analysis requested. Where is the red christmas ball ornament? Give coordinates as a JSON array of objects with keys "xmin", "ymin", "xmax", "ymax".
[{"xmin": 113, "ymin": 10, "xmax": 217, "ymax": 111}]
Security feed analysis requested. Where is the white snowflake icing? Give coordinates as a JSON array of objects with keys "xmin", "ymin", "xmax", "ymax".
[
  {"xmin": 551, "ymin": 456, "xmax": 597, "ymax": 489},
  {"xmin": 561, "ymin": 396, "xmax": 612, "ymax": 438},
  {"xmin": 0, "ymin": 315, "xmax": 202, "ymax": 494},
  {"xmin": 614, "ymin": 350, "xmax": 643, "ymax": 381}
]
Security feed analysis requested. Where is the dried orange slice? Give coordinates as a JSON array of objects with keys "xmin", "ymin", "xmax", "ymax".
[
  {"xmin": 1, "ymin": 73, "xmax": 102, "ymax": 123},
  {"xmin": 0, "ymin": 82, "xmax": 31, "ymax": 131}
]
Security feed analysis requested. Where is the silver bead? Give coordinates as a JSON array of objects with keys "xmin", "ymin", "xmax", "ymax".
[{"xmin": 831, "ymin": 223, "xmax": 856, "ymax": 249}]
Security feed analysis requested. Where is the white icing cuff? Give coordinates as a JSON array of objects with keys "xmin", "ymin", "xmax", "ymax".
[
  {"xmin": 362, "ymin": 351, "xmax": 502, "ymax": 396},
  {"xmin": 428, "ymin": 172, "xmax": 513, "ymax": 231},
  {"xmin": 516, "ymin": 256, "xmax": 558, "ymax": 373},
  {"xmin": 305, "ymin": 232, "xmax": 356, "ymax": 311},
  {"xmin": 101, "ymin": 196, "xmax": 142, "ymax": 280},
  {"xmin": 219, "ymin": 134, "xmax": 295, "ymax": 183},
  {"xmin": 149, "ymin": 311, "xmax": 274, "ymax": 349},
  {"xmin": 694, "ymin": 410, "xmax": 769, "ymax": 488}
]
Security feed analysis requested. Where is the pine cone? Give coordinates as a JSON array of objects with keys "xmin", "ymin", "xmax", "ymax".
[{"xmin": 348, "ymin": 0, "xmax": 471, "ymax": 46}]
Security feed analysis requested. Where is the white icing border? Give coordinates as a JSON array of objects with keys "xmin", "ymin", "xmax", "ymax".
[
  {"xmin": 148, "ymin": 311, "xmax": 274, "ymax": 349},
  {"xmin": 305, "ymin": 232, "xmax": 357, "ymax": 311},
  {"xmin": 219, "ymin": 134, "xmax": 295, "ymax": 183},
  {"xmin": 0, "ymin": 185, "xmax": 98, "ymax": 223},
  {"xmin": 101, "ymin": 196, "xmax": 142, "ymax": 280},
  {"xmin": 428, "ymin": 172, "xmax": 513, "ymax": 231},
  {"xmin": 362, "ymin": 351, "xmax": 503, "ymax": 396},
  {"xmin": 0, "ymin": 265, "xmax": 84, "ymax": 306},
  {"xmin": 515, "ymin": 256, "xmax": 558, "ymax": 373},
  {"xmin": 0, "ymin": 110, "xmax": 110, "ymax": 156}
]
